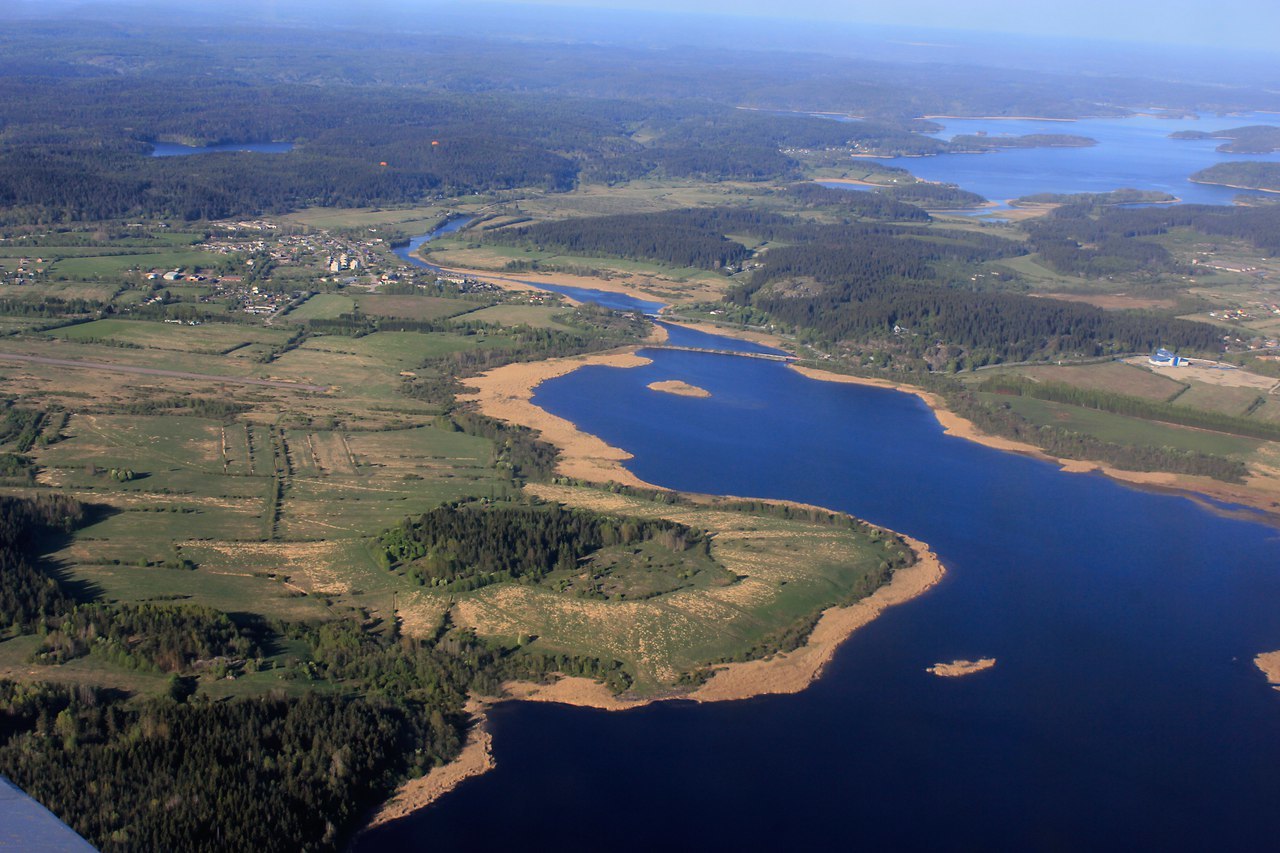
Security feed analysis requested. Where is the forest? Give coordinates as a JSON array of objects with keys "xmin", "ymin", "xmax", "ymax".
[
  {"xmin": 378, "ymin": 499, "xmax": 710, "ymax": 588},
  {"xmin": 0, "ymin": 488, "xmax": 655, "ymax": 850},
  {"xmin": 1190, "ymin": 161, "xmax": 1280, "ymax": 193}
]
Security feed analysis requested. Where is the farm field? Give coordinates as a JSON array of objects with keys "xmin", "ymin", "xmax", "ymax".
[
  {"xmin": 52, "ymin": 318, "xmax": 290, "ymax": 353},
  {"xmin": 983, "ymin": 393, "xmax": 1264, "ymax": 457}
]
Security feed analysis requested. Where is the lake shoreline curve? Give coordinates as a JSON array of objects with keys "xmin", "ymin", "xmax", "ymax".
[{"xmin": 367, "ymin": 343, "xmax": 950, "ymax": 826}]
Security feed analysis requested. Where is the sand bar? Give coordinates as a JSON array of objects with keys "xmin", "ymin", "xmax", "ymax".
[
  {"xmin": 457, "ymin": 349, "xmax": 656, "ymax": 487},
  {"xmin": 927, "ymin": 658, "xmax": 996, "ymax": 677},
  {"xmin": 1256, "ymin": 650, "xmax": 1280, "ymax": 690},
  {"xmin": 647, "ymin": 380, "xmax": 710, "ymax": 398},
  {"xmin": 363, "ymin": 701, "xmax": 494, "ymax": 828}
]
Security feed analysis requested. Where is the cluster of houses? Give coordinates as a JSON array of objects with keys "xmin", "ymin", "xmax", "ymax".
[{"xmin": 0, "ymin": 257, "xmax": 47, "ymax": 284}]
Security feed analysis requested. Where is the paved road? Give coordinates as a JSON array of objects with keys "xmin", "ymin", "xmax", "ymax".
[{"xmin": 0, "ymin": 352, "xmax": 330, "ymax": 393}]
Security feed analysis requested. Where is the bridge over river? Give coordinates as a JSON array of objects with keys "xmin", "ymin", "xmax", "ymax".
[{"xmin": 642, "ymin": 345, "xmax": 795, "ymax": 362}]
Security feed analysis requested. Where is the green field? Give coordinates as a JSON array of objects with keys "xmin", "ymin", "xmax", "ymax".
[
  {"xmin": 1012, "ymin": 361, "xmax": 1185, "ymax": 401},
  {"xmin": 284, "ymin": 293, "xmax": 355, "ymax": 321},
  {"xmin": 47, "ymin": 249, "xmax": 208, "ymax": 279},
  {"xmin": 53, "ymin": 318, "xmax": 289, "ymax": 353},
  {"xmin": 463, "ymin": 303, "xmax": 575, "ymax": 330},
  {"xmin": 988, "ymin": 393, "xmax": 1263, "ymax": 457}
]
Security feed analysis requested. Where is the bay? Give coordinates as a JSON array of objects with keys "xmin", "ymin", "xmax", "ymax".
[
  {"xmin": 823, "ymin": 112, "xmax": 1280, "ymax": 206},
  {"xmin": 362, "ymin": 325, "xmax": 1280, "ymax": 851}
]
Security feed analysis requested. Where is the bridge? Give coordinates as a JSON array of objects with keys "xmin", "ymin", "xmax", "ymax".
[{"xmin": 643, "ymin": 345, "xmax": 795, "ymax": 362}]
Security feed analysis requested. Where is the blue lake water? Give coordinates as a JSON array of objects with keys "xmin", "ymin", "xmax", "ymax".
[
  {"xmin": 362, "ymin": 320, "xmax": 1280, "ymax": 851},
  {"xmin": 823, "ymin": 112, "xmax": 1280, "ymax": 206},
  {"xmin": 149, "ymin": 141, "xmax": 294, "ymax": 157}
]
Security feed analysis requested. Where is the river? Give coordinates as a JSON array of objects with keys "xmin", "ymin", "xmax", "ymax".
[{"xmin": 360, "ymin": 220, "xmax": 1280, "ymax": 850}]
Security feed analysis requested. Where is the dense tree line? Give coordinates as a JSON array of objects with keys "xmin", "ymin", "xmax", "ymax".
[
  {"xmin": 729, "ymin": 224, "xmax": 1223, "ymax": 364},
  {"xmin": 486, "ymin": 208, "xmax": 797, "ymax": 269},
  {"xmin": 379, "ymin": 499, "xmax": 709, "ymax": 588},
  {"xmin": 0, "ymin": 494, "xmax": 84, "ymax": 634},
  {"xmin": 877, "ymin": 182, "xmax": 988, "ymax": 208},
  {"xmin": 443, "ymin": 412, "xmax": 561, "ymax": 481},
  {"xmin": 1190, "ymin": 161, "xmax": 1280, "ymax": 192},
  {"xmin": 0, "ymin": 404, "xmax": 45, "ymax": 453},
  {"xmin": 0, "ymin": 685, "xmax": 448, "ymax": 852},
  {"xmin": 775, "ymin": 183, "xmax": 932, "ymax": 221},
  {"xmin": 33, "ymin": 603, "xmax": 260, "ymax": 672}
]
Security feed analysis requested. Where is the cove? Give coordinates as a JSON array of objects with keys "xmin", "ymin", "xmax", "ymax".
[
  {"xmin": 821, "ymin": 112, "xmax": 1280, "ymax": 206},
  {"xmin": 361, "ymin": 324, "xmax": 1280, "ymax": 851}
]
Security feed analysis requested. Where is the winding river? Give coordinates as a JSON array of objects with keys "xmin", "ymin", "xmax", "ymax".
[{"xmin": 361, "ymin": 223, "xmax": 1280, "ymax": 851}]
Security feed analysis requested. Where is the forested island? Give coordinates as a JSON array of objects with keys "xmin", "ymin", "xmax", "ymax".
[
  {"xmin": 1171, "ymin": 125, "xmax": 1280, "ymax": 153},
  {"xmin": 1190, "ymin": 161, "xmax": 1280, "ymax": 193}
]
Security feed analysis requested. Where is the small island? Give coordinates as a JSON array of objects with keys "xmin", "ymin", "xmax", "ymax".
[
  {"xmin": 1171, "ymin": 125, "xmax": 1280, "ymax": 154},
  {"xmin": 648, "ymin": 379, "xmax": 712, "ymax": 398},
  {"xmin": 1256, "ymin": 650, "xmax": 1280, "ymax": 690},
  {"xmin": 927, "ymin": 658, "xmax": 997, "ymax": 677},
  {"xmin": 1011, "ymin": 188, "xmax": 1179, "ymax": 206}
]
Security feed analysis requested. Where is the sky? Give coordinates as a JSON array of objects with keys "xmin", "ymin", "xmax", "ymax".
[{"xmin": 489, "ymin": 0, "xmax": 1280, "ymax": 52}]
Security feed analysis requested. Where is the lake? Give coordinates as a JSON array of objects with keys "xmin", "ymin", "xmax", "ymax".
[
  {"xmin": 149, "ymin": 141, "xmax": 294, "ymax": 157},
  {"xmin": 823, "ymin": 112, "xmax": 1280, "ymax": 207},
  {"xmin": 359, "ymin": 316, "xmax": 1280, "ymax": 851}
]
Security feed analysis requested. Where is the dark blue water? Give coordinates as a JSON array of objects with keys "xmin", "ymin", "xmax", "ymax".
[
  {"xmin": 148, "ymin": 141, "xmax": 294, "ymax": 156},
  {"xmin": 823, "ymin": 112, "xmax": 1280, "ymax": 206},
  {"xmin": 363, "ymin": 328, "xmax": 1280, "ymax": 851}
]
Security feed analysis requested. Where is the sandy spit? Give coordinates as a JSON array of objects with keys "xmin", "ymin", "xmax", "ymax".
[
  {"xmin": 1255, "ymin": 650, "xmax": 1280, "ymax": 690},
  {"xmin": 363, "ymin": 701, "xmax": 495, "ymax": 829},
  {"xmin": 647, "ymin": 380, "xmax": 711, "ymax": 398},
  {"xmin": 927, "ymin": 658, "xmax": 996, "ymax": 677},
  {"xmin": 456, "ymin": 350, "xmax": 657, "ymax": 487}
]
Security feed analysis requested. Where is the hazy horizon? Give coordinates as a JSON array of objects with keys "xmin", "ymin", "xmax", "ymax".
[{"xmin": 7, "ymin": 0, "xmax": 1280, "ymax": 55}]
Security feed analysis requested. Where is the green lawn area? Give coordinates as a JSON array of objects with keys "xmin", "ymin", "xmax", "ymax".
[
  {"xmin": 53, "ymin": 318, "xmax": 289, "ymax": 353},
  {"xmin": 354, "ymin": 294, "xmax": 478, "ymax": 321},
  {"xmin": 1013, "ymin": 361, "xmax": 1186, "ymax": 401},
  {"xmin": 285, "ymin": 293, "xmax": 355, "ymax": 321},
  {"xmin": 48, "ymin": 249, "xmax": 208, "ymax": 279},
  {"xmin": 1172, "ymin": 383, "xmax": 1266, "ymax": 416},
  {"xmin": 987, "ymin": 393, "xmax": 1264, "ymax": 457},
  {"xmin": 463, "ymin": 303, "xmax": 575, "ymax": 330}
]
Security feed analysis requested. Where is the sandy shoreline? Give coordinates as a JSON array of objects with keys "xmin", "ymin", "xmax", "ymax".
[
  {"xmin": 456, "ymin": 349, "xmax": 658, "ymax": 487},
  {"xmin": 1188, "ymin": 178, "xmax": 1280, "ymax": 195},
  {"xmin": 787, "ymin": 364, "xmax": 1280, "ymax": 522},
  {"xmin": 485, "ymin": 532, "xmax": 945, "ymax": 710},
  {"xmin": 363, "ymin": 701, "xmax": 495, "ymax": 829},
  {"xmin": 648, "ymin": 379, "xmax": 710, "ymax": 398},
  {"xmin": 928, "ymin": 658, "xmax": 996, "ymax": 677},
  {"xmin": 1255, "ymin": 650, "xmax": 1280, "ymax": 689}
]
